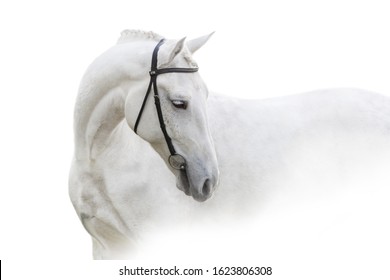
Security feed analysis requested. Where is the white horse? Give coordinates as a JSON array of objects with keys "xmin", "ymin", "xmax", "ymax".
[{"xmin": 69, "ymin": 30, "xmax": 390, "ymax": 261}]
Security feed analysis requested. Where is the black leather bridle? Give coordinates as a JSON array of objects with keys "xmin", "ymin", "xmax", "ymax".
[{"xmin": 134, "ymin": 39, "xmax": 199, "ymax": 170}]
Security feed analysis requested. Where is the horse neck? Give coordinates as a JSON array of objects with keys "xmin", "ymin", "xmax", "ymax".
[{"xmin": 73, "ymin": 42, "xmax": 152, "ymax": 162}]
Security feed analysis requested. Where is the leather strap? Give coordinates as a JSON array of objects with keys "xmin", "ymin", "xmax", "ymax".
[{"xmin": 134, "ymin": 39, "xmax": 198, "ymax": 158}]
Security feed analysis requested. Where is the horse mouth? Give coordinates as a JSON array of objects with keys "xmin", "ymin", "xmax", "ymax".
[{"xmin": 177, "ymin": 169, "xmax": 191, "ymax": 196}]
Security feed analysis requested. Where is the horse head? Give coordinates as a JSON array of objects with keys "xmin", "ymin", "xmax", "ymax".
[{"xmin": 125, "ymin": 33, "xmax": 219, "ymax": 202}]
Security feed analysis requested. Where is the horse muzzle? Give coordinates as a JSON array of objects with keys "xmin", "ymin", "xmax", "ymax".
[{"xmin": 177, "ymin": 168, "xmax": 219, "ymax": 202}]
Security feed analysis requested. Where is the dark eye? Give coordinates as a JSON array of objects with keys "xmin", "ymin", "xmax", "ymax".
[{"xmin": 172, "ymin": 100, "xmax": 188, "ymax": 110}]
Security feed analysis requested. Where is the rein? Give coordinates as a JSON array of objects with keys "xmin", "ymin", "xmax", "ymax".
[{"xmin": 134, "ymin": 39, "xmax": 199, "ymax": 170}]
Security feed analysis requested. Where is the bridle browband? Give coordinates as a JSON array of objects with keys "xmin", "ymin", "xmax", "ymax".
[{"xmin": 134, "ymin": 39, "xmax": 199, "ymax": 170}]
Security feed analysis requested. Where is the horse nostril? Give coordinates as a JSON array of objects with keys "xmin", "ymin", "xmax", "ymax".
[{"xmin": 202, "ymin": 179, "xmax": 212, "ymax": 196}]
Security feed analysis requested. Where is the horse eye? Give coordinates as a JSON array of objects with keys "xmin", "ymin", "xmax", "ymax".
[{"xmin": 172, "ymin": 100, "xmax": 188, "ymax": 110}]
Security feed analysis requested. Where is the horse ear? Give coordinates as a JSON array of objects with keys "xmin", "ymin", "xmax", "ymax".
[
  {"xmin": 166, "ymin": 37, "xmax": 187, "ymax": 64},
  {"xmin": 187, "ymin": 32, "xmax": 215, "ymax": 54}
]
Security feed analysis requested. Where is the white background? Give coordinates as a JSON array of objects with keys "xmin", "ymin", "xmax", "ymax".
[{"xmin": 0, "ymin": 0, "xmax": 390, "ymax": 279}]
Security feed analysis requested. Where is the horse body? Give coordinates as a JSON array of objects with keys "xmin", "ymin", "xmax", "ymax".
[{"xmin": 69, "ymin": 30, "xmax": 390, "ymax": 259}]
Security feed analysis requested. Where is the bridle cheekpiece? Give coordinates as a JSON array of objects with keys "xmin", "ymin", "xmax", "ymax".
[{"xmin": 134, "ymin": 39, "xmax": 199, "ymax": 170}]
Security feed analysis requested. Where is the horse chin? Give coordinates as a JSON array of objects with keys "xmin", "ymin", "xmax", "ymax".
[{"xmin": 177, "ymin": 169, "xmax": 191, "ymax": 196}]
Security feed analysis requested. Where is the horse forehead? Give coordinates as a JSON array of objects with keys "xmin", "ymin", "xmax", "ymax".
[{"xmin": 159, "ymin": 73, "xmax": 204, "ymax": 93}]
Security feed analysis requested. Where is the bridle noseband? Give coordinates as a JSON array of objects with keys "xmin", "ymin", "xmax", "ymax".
[{"xmin": 134, "ymin": 39, "xmax": 199, "ymax": 170}]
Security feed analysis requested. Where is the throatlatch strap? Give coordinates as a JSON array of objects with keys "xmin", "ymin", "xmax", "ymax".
[{"xmin": 134, "ymin": 79, "xmax": 153, "ymax": 133}]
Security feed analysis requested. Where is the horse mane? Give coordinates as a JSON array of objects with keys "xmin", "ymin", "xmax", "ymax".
[
  {"xmin": 118, "ymin": 29, "xmax": 198, "ymax": 67},
  {"xmin": 117, "ymin": 29, "xmax": 164, "ymax": 44}
]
